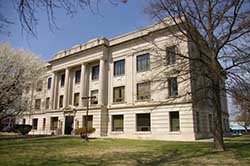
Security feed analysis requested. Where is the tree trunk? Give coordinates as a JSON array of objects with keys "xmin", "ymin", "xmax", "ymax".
[
  {"xmin": 212, "ymin": 79, "xmax": 225, "ymax": 151},
  {"xmin": 244, "ymin": 126, "xmax": 248, "ymax": 134}
]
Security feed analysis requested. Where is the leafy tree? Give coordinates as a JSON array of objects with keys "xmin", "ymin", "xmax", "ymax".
[{"xmin": 0, "ymin": 43, "xmax": 44, "ymax": 121}]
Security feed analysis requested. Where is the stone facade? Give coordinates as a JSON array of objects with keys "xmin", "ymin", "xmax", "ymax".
[{"xmin": 19, "ymin": 19, "xmax": 230, "ymax": 140}]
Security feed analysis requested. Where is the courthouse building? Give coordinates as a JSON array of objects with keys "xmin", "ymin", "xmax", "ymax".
[{"xmin": 19, "ymin": 19, "xmax": 230, "ymax": 140}]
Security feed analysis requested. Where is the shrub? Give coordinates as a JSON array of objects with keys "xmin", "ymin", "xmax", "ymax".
[
  {"xmin": 13, "ymin": 124, "xmax": 32, "ymax": 135},
  {"xmin": 75, "ymin": 127, "xmax": 95, "ymax": 139}
]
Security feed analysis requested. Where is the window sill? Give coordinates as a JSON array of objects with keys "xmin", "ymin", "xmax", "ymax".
[
  {"xmin": 112, "ymin": 102, "xmax": 126, "ymax": 105},
  {"xmin": 135, "ymin": 99, "xmax": 152, "ymax": 102},
  {"xmin": 111, "ymin": 131, "xmax": 124, "ymax": 134},
  {"xmin": 167, "ymin": 95, "xmax": 179, "ymax": 99},
  {"xmin": 113, "ymin": 74, "xmax": 125, "ymax": 78},
  {"xmin": 90, "ymin": 104, "xmax": 98, "ymax": 107},
  {"xmin": 168, "ymin": 131, "xmax": 181, "ymax": 135},
  {"xmin": 136, "ymin": 69, "xmax": 150, "ymax": 73},
  {"xmin": 135, "ymin": 131, "xmax": 152, "ymax": 135}
]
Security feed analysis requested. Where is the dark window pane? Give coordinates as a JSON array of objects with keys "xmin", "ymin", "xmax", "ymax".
[
  {"xmin": 137, "ymin": 53, "xmax": 150, "ymax": 72},
  {"xmin": 112, "ymin": 115, "xmax": 124, "ymax": 131},
  {"xmin": 136, "ymin": 113, "xmax": 151, "ymax": 131},
  {"xmin": 74, "ymin": 93, "xmax": 80, "ymax": 106},
  {"xmin": 42, "ymin": 118, "xmax": 46, "ymax": 130},
  {"xmin": 50, "ymin": 117, "xmax": 58, "ymax": 130},
  {"xmin": 166, "ymin": 46, "xmax": 176, "ymax": 65},
  {"xmin": 32, "ymin": 118, "xmax": 38, "ymax": 130},
  {"xmin": 46, "ymin": 97, "xmax": 50, "ymax": 109},
  {"xmin": 73, "ymin": 93, "xmax": 79, "ymax": 106},
  {"xmin": 92, "ymin": 65, "xmax": 99, "ymax": 80},
  {"xmin": 75, "ymin": 70, "xmax": 81, "ymax": 83},
  {"xmin": 170, "ymin": 112, "xmax": 180, "ymax": 131},
  {"xmin": 61, "ymin": 74, "xmax": 65, "ymax": 87},
  {"xmin": 114, "ymin": 59, "xmax": 125, "ymax": 76},
  {"xmin": 168, "ymin": 77, "xmax": 178, "ymax": 97},
  {"xmin": 59, "ymin": 95, "xmax": 63, "ymax": 108},
  {"xmin": 47, "ymin": 77, "xmax": 52, "ymax": 89},
  {"xmin": 35, "ymin": 99, "xmax": 41, "ymax": 110},
  {"xmin": 137, "ymin": 82, "xmax": 151, "ymax": 100},
  {"xmin": 83, "ymin": 115, "xmax": 93, "ymax": 128},
  {"xmin": 90, "ymin": 90, "xmax": 98, "ymax": 105},
  {"xmin": 113, "ymin": 86, "xmax": 125, "ymax": 103}
]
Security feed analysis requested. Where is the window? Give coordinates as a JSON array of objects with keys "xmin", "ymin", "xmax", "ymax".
[
  {"xmin": 83, "ymin": 115, "xmax": 93, "ymax": 128},
  {"xmin": 208, "ymin": 114, "xmax": 213, "ymax": 133},
  {"xmin": 166, "ymin": 46, "xmax": 176, "ymax": 65},
  {"xmin": 90, "ymin": 90, "xmax": 98, "ymax": 105},
  {"xmin": 136, "ymin": 113, "xmax": 151, "ymax": 132},
  {"xmin": 61, "ymin": 74, "xmax": 65, "ymax": 87},
  {"xmin": 36, "ymin": 81, "xmax": 43, "ymax": 91},
  {"xmin": 137, "ymin": 82, "xmax": 151, "ymax": 101},
  {"xmin": 25, "ymin": 86, "xmax": 30, "ymax": 93},
  {"xmin": 112, "ymin": 115, "xmax": 124, "ymax": 131},
  {"xmin": 74, "ymin": 93, "xmax": 80, "ymax": 106},
  {"xmin": 32, "ymin": 118, "xmax": 38, "ymax": 130},
  {"xmin": 196, "ymin": 112, "xmax": 200, "ymax": 132},
  {"xmin": 22, "ymin": 119, "xmax": 26, "ymax": 125},
  {"xmin": 137, "ymin": 53, "xmax": 150, "ymax": 72},
  {"xmin": 47, "ymin": 77, "xmax": 52, "ymax": 90},
  {"xmin": 113, "ymin": 86, "xmax": 125, "ymax": 103},
  {"xmin": 59, "ymin": 95, "xmax": 63, "ymax": 108},
  {"xmin": 75, "ymin": 70, "xmax": 81, "ymax": 84},
  {"xmin": 35, "ymin": 99, "xmax": 41, "ymax": 110},
  {"xmin": 168, "ymin": 77, "xmax": 178, "ymax": 97},
  {"xmin": 50, "ymin": 117, "xmax": 58, "ymax": 130},
  {"xmin": 92, "ymin": 65, "xmax": 99, "ymax": 80},
  {"xmin": 42, "ymin": 118, "xmax": 46, "ymax": 130},
  {"xmin": 170, "ymin": 112, "xmax": 180, "ymax": 132},
  {"xmin": 46, "ymin": 97, "xmax": 50, "ymax": 109},
  {"xmin": 114, "ymin": 59, "xmax": 125, "ymax": 76}
]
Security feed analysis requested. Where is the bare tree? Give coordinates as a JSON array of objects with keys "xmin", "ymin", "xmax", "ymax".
[
  {"xmin": 0, "ymin": 43, "xmax": 44, "ymax": 121},
  {"xmin": 144, "ymin": 0, "xmax": 250, "ymax": 151},
  {"xmin": 232, "ymin": 82, "xmax": 250, "ymax": 134},
  {"xmin": 0, "ymin": 0, "xmax": 127, "ymax": 36}
]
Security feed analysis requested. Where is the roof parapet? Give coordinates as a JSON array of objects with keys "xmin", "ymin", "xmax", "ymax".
[{"xmin": 53, "ymin": 38, "xmax": 109, "ymax": 60}]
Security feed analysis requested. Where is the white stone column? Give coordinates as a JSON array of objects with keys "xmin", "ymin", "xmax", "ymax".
[
  {"xmin": 63, "ymin": 68, "xmax": 70, "ymax": 107},
  {"xmin": 52, "ymin": 72, "xmax": 58, "ymax": 109},
  {"xmin": 79, "ymin": 63, "xmax": 86, "ymax": 107},
  {"xmin": 126, "ymin": 55, "xmax": 134, "ymax": 104},
  {"xmin": 98, "ymin": 58, "xmax": 105, "ymax": 105}
]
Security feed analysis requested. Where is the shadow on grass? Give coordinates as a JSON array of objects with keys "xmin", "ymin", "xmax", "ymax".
[{"xmin": 0, "ymin": 137, "xmax": 249, "ymax": 166}]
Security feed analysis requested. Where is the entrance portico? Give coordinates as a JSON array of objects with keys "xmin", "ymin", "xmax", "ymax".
[{"xmin": 63, "ymin": 106, "xmax": 76, "ymax": 135}]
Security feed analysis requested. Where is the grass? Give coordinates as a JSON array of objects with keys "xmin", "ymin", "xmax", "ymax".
[{"xmin": 0, "ymin": 136, "xmax": 249, "ymax": 166}]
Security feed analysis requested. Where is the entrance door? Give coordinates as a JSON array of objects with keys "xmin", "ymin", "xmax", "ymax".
[{"xmin": 64, "ymin": 116, "xmax": 74, "ymax": 135}]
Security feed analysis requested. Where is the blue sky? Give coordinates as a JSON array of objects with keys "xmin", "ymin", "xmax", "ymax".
[{"xmin": 0, "ymin": 0, "xmax": 155, "ymax": 61}]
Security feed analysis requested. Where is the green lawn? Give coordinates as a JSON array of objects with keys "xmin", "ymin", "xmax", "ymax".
[{"xmin": 0, "ymin": 136, "xmax": 249, "ymax": 166}]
